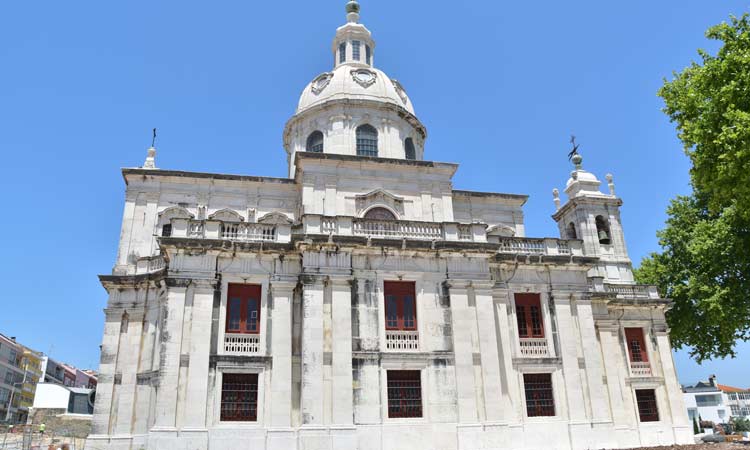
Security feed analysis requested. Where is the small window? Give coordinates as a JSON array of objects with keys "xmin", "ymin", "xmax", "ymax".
[
  {"xmin": 595, "ymin": 215, "xmax": 611, "ymax": 244},
  {"xmin": 221, "ymin": 373, "xmax": 259, "ymax": 422},
  {"xmin": 352, "ymin": 40, "xmax": 361, "ymax": 61},
  {"xmin": 363, "ymin": 207, "xmax": 396, "ymax": 221},
  {"xmin": 635, "ymin": 389, "xmax": 659, "ymax": 422},
  {"xmin": 566, "ymin": 222, "xmax": 577, "ymax": 239},
  {"xmin": 339, "ymin": 42, "xmax": 346, "ymax": 64},
  {"xmin": 404, "ymin": 138, "xmax": 416, "ymax": 160},
  {"xmin": 306, "ymin": 130, "xmax": 324, "ymax": 153},
  {"xmin": 515, "ymin": 294, "xmax": 544, "ymax": 338},
  {"xmin": 624, "ymin": 328, "xmax": 649, "ymax": 363},
  {"xmin": 161, "ymin": 223, "xmax": 172, "ymax": 237},
  {"xmin": 225, "ymin": 284, "xmax": 261, "ymax": 334},
  {"xmin": 356, "ymin": 124, "xmax": 378, "ymax": 157},
  {"xmin": 366, "ymin": 45, "xmax": 372, "ymax": 65},
  {"xmin": 387, "ymin": 370, "xmax": 422, "ymax": 418},
  {"xmin": 384, "ymin": 281, "xmax": 417, "ymax": 330},
  {"xmin": 524, "ymin": 373, "xmax": 555, "ymax": 417}
]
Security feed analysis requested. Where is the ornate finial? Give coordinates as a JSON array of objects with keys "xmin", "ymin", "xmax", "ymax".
[
  {"xmin": 552, "ymin": 188, "xmax": 560, "ymax": 211},
  {"xmin": 568, "ymin": 135, "xmax": 583, "ymax": 169},
  {"xmin": 606, "ymin": 173, "xmax": 615, "ymax": 196},
  {"xmin": 143, "ymin": 128, "xmax": 157, "ymax": 169},
  {"xmin": 346, "ymin": 0, "xmax": 360, "ymax": 23}
]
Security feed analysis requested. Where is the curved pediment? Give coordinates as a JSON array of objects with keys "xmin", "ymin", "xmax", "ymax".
[
  {"xmin": 158, "ymin": 206, "xmax": 194, "ymax": 220},
  {"xmin": 355, "ymin": 189, "xmax": 405, "ymax": 216},
  {"xmin": 209, "ymin": 208, "xmax": 245, "ymax": 222},
  {"xmin": 487, "ymin": 224, "xmax": 516, "ymax": 237},
  {"xmin": 257, "ymin": 211, "xmax": 292, "ymax": 225}
]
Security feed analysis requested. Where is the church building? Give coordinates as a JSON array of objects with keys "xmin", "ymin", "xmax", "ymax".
[{"xmin": 86, "ymin": 2, "xmax": 692, "ymax": 449}]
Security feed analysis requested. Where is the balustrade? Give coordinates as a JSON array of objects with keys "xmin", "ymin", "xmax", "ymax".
[
  {"xmin": 385, "ymin": 330, "xmax": 419, "ymax": 351},
  {"xmin": 220, "ymin": 223, "xmax": 276, "ymax": 242},
  {"xmin": 629, "ymin": 361, "xmax": 652, "ymax": 377},
  {"xmin": 353, "ymin": 219, "xmax": 443, "ymax": 240},
  {"xmin": 224, "ymin": 333, "xmax": 261, "ymax": 355},
  {"xmin": 518, "ymin": 337, "xmax": 549, "ymax": 357}
]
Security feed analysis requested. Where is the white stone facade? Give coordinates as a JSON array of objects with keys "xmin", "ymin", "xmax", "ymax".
[{"xmin": 85, "ymin": 3, "xmax": 693, "ymax": 449}]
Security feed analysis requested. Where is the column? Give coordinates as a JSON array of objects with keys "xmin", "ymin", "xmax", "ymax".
[
  {"xmin": 270, "ymin": 280, "xmax": 295, "ymax": 427},
  {"xmin": 301, "ymin": 277, "xmax": 325, "ymax": 425},
  {"xmin": 448, "ymin": 281, "xmax": 479, "ymax": 423},
  {"xmin": 474, "ymin": 285, "xmax": 503, "ymax": 422},
  {"xmin": 183, "ymin": 282, "xmax": 215, "ymax": 429},
  {"xmin": 552, "ymin": 292, "xmax": 587, "ymax": 423},
  {"xmin": 90, "ymin": 308, "xmax": 125, "ymax": 436},
  {"xmin": 113, "ymin": 309, "xmax": 144, "ymax": 435},
  {"xmin": 575, "ymin": 296, "xmax": 611, "ymax": 423},
  {"xmin": 493, "ymin": 287, "xmax": 522, "ymax": 422},
  {"xmin": 330, "ymin": 278, "xmax": 354, "ymax": 425},
  {"xmin": 153, "ymin": 285, "xmax": 187, "ymax": 430}
]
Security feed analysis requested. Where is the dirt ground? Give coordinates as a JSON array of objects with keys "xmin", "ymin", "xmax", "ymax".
[{"xmin": 616, "ymin": 443, "xmax": 749, "ymax": 450}]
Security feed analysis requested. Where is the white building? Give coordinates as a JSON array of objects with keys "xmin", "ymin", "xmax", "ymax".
[
  {"xmin": 683, "ymin": 377, "xmax": 730, "ymax": 425},
  {"xmin": 85, "ymin": 2, "xmax": 693, "ymax": 449}
]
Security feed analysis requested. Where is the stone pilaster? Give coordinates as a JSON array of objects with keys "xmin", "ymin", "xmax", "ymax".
[
  {"xmin": 113, "ymin": 309, "xmax": 144, "ymax": 436},
  {"xmin": 183, "ymin": 281, "xmax": 215, "ymax": 430},
  {"xmin": 153, "ymin": 285, "xmax": 187, "ymax": 430},
  {"xmin": 301, "ymin": 277, "xmax": 325, "ymax": 425},
  {"xmin": 575, "ymin": 296, "xmax": 611, "ymax": 423},
  {"xmin": 598, "ymin": 322, "xmax": 631, "ymax": 428},
  {"xmin": 90, "ymin": 307, "xmax": 126, "ymax": 436},
  {"xmin": 493, "ymin": 286, "xmax": 522, "ymax": 423},
  {"xmin": 551, "ymin": 292, "xmax": 587, "ymax": 423},
  {"xmin": 330, "ymin": 277, "xmax": 354, "ymax": 425},
  {"xmin": 474, "ymin": 285, "xmax": 503, "ymax": 422},
  {"xmin": 447, "ymin": 280, "xmax": 479, "ymax": 423},
  {"xmin": 270, "ymin": 279, "xmax": 296, "ymax": 428},
  {"xmin": 654, "ymin": 328, "xmax": 689, "ymax": 429}
]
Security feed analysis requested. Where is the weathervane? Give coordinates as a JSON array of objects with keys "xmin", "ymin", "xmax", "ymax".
[
  {"xmin": 151, "ymin": 128, "xmax": 157, "ymax": 148},
  {"xmin": 567, "ymin": 135, "xmax": 580, "ymax": 161}
]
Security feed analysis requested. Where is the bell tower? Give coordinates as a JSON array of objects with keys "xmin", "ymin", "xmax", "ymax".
[{"xmin": 552, "ymin": 152, "xmax": 635, "ymax": 282}]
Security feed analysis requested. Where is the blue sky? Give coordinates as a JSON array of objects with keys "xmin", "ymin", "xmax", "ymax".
[{"xmin": 0, "ymin": 1, "xmax": 747, "ymax": 387}]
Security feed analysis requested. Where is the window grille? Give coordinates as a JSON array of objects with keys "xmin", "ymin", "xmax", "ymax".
[
  {"xmin": 366, "ymin": 45, "xmax": 371, "ymax": 65},
  {"xmin": 220, "ymin": 373, "xmax": 258, "ymax": 422},
  {"xmin": 387, "ymin": 370, "xmax": 422, "ymax": 418},
  {"xmin": 636, "ymin": 389, "xmax": 659, "ymax": 422},
  {"xmin": 339, "ymin": 42, "xmax": 346, "ymax": 63},
  {"xmin": 356, "ymin": 124, "xmax": 378, "ymax": 157},
  {"xmin": 161, "ymin": 223, "xmax": 172, "ymax": 237},
  {"xmin": 306, "ymin": 131, "xmax": 324, "ymax": 153},
  {"xmin": 404, "ymin": 138, "xmax": 416, "ymax": 160},
  {"xmin": 524, "ymin": 373, "xmax": 555, "ymax": 417},
  {"xmin": 352, "ymin": 40, "xmax": 361, "ymax": 60}
]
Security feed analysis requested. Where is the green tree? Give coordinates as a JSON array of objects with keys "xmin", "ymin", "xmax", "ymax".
[
  {"xmin": 635, "ymin": 14, "xmax": 750, "ymax": 361},
  {"xmin": 693, "ymin": 417, "xmax": 701, "ymax": 435}
]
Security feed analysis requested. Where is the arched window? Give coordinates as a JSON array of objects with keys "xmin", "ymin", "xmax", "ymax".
[
  {"xmin": 364, "ymin": 207, "xmax": 396, "ymax": 221},
  {"xmin": 339, "ymin": 42, "xmax": 346, "ymax": 64},
  {"xmin": 366, "ymin": 45, "xmax": 372, "ymax": 65},
  {"xmin": 306, "ymin": 131, "xmax": 324, "ymax": 153},
  {"xmin": 566, "ymin": 222, "xmax": 577, "ymax": 240},
  {"xmin": 356, "ymin": 124, "xmax": 378, "ymax": 157},
  {"xmin": 404, "ymin": 138, "xmax": 416, "ymax": 160},
  {"xmin": 595, "ymin": 215, "xmax": 611, "ymax": 245}
]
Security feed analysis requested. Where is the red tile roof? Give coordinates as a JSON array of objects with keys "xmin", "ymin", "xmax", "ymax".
[{"xmin": 717, "ymin": 383, "xmax": 750, "ymax": 393}]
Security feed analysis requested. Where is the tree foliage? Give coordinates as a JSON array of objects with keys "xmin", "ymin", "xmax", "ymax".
[{"xmin": 635, "ymin": 14, "xmax": 750, "ymax": 361}]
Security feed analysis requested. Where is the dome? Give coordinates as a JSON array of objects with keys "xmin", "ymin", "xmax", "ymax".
[{"xmin": 297, "ymin": 65, "xmax": 415, "ymax": 116}]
